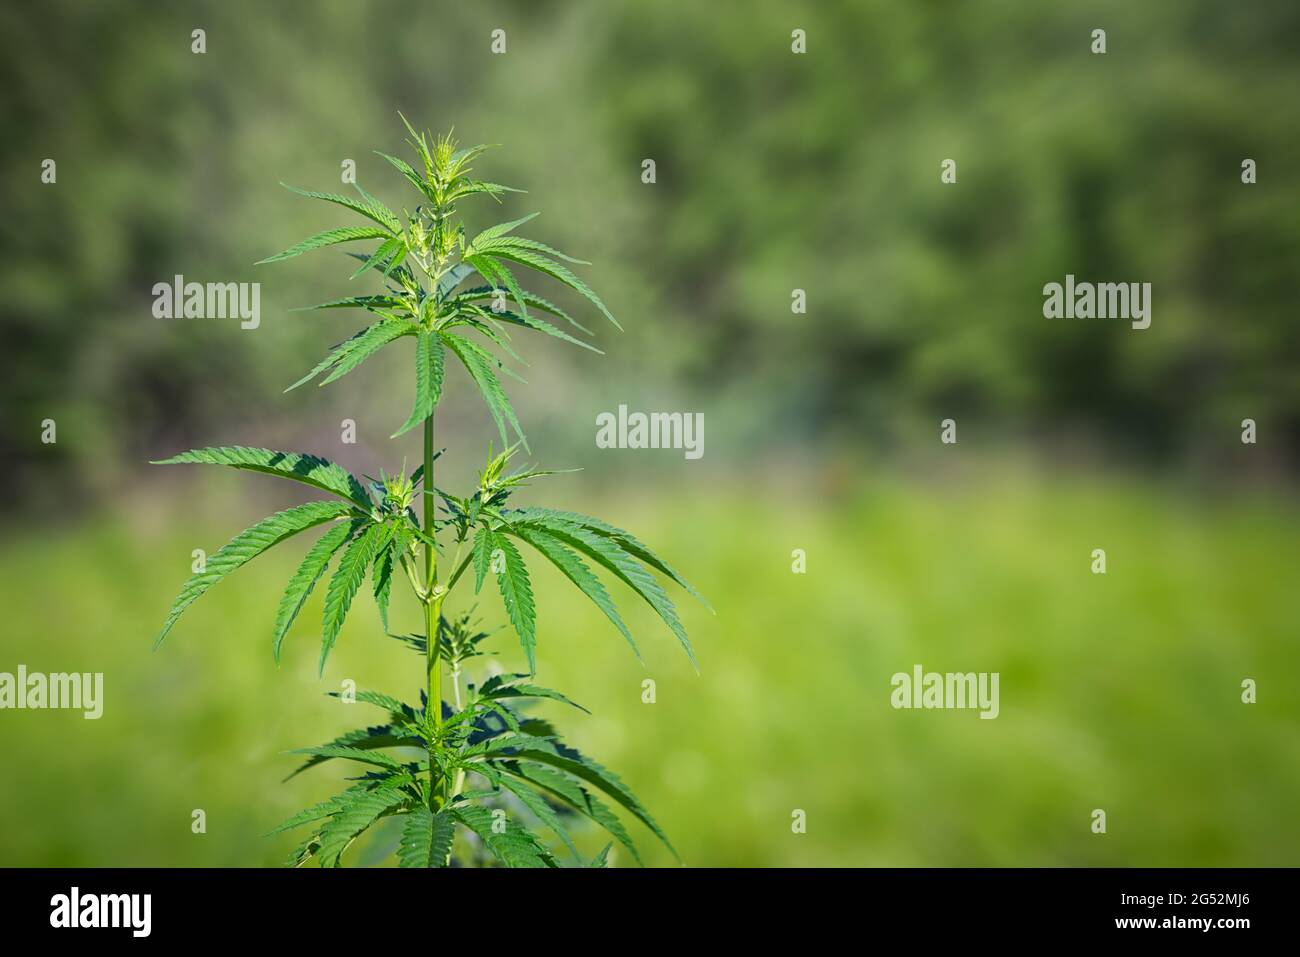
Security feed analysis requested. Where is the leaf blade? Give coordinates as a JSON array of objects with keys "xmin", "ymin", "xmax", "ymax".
[{"xmin": 155, "ymin": 500, "xmax": 354, "ymax": 648}]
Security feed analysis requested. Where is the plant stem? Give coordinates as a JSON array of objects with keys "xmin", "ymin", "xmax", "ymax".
[{"xmin": 423, "ymin": 412, "xmax": 443, "ymax": 807}]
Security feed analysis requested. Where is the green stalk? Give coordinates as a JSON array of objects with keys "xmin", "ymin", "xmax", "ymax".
[{"xmin": 423, "ymin": 412, "xmax": 442, "ymax": 807}]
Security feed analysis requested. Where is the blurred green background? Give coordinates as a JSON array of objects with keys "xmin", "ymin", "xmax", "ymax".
[{"xmin": 1, "ymin": 0, "xmax": 1297, "ymax": 866}]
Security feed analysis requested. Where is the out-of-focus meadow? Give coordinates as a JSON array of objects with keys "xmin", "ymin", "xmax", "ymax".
[
  {"xmin": 1, "ymin": 0, "xmax": 1298, "ymax": 866},
  {"xmin": 2, "ymin": 470, "xmax": 1298, "ymax": 866}
]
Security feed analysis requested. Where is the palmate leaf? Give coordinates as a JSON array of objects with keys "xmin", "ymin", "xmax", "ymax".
[
  {"xmin": 465, "ymin": 253, "xmax": 528, "ymax": 317},
  {"xmin": 319, "ymin": 319, "xmax": 415, "ymax": 386},
  {"xmin": 334, "ymin": 687, "xmax": 419, "ymax": 719},
  {"xmin": 292, "ymin": 294, "xmax": 404, "ymax": 313},
  {"xmin": 285, "ymin": 326, "xmax": 378, "ymax": 392},
  {"xmin": 270, "ymin": 768, "xmax": 415, "ymax": 837},
  {"xmin": 349, "ymin": 235, "xmax": 407, "ymax": 280},
  {"xmin": 279, "ymin": 183, "xmax": 401, "ymax": 233},
  {"xmin": 473, "ymin": 244, "xmax": 621, "ymax": 330},
  {"xmin": 450, "ymin": 288, "xmax": 601, "ymax": 353},
  {"xmin": 284, "ymin": 724, "xmax": 422, "ymax": 780},
  {"xmin": 152, "ymin": 446, "xmax": 371, "ymax": 509},
  {"xmin": 398, "ymin": 806, "xmax": 455, "ymax": 868},
  {"xmin": 491, "ymin": 741, "xmax": 677, "ymax": 861},
  {"xmin": 371, "ymin": 536, "xmax": 395, "ymax": 631},
  {"xmin": 467, "ymin": 213, "xmax": 540, "ymax": 249},
  {"xmin": 374, "ymin": 150, "xmax": 431, "ymax": 200},
  {"xmin": 343, "ymin": 251, "xmax": 416, "ymax": 288},
  {"xmin": 480, "ymin": 766, "xmax": 580, "ymax": 859},
  {"xmin": 273, "ymin": 518, "xmax": 360, "ymax": 662},
  {"xmin": 514, "ymin": 506, "xmax": 711, "ymax": 610},
  {"xmin": 448, "ymin": 801, "xmax": 558, "ymax": 868},
  {"xmin": 256, "ymin": 226, "xmax": 393, "ymax": 264},
  {"xmin": 480, "ymin": 234, "xmax": 590, "ymax": 265},
  {"xmin": 392, "ymin": 330, "xmax": 444, "ymax": 438},
  {"xmin": 507, "ymin": 523, "xmax": 640, "ymax": 661},
  {"xmin": 481, "ymin": 308, "xmax": 601, "ymax": 353},
  {"xmin": 510, "ymin": 512, "xmax": 696, "ymax": 668},
  {"xmin": 286, "ymin": 319, "xmax": 414, "ymax": 392},
  {"xmin": 442, "ymin": 333, "xmax": 528, "ymax": 450},
  {"xmin": 324, "ymin": 687, "xmax": 426, "ymax": 737},
  {"xmin": 447, "ymin": 179, "xmax": 526, "ymax": 203},
  {"xmin": 454, "ymin": 315, "xmax": 525, "ymax": 367},
  {"xmin": 485, "ymin": 530, "xmax": 537, "ymax": 673},
  {"xmin": 315, "ymin": 785, "xmax": 413, "ymax": 867},
  {"xmin": 436, "ymin": 262, "xmax": 478, "ymax": 300},
  {"xmin": 492, "ymin": 759, "xmax": 641, "ymax": 865},
  {"xmin": 320, "ymin": 523, "xmax": 391, "ymax": 673},
  {"xmin": 287, "ymin": 743, "xmax": 410, "ymax": 774},
  {"xmin": 478, "ymin": 673, "xmax": 590, "ymax": 713},
  {"xmin": 455, "ymin": 285, "xmax": 593, "ymax": 335},
  {"xmin": 155, "ymin": 499, "xmax": 355, "ymax": 648},
  {"xmin": 472, "ymin": 524, "xmax": 493, "ymax": 593},
  {"xmin": 269, "ymin": 780, "xmax": 377, "ymax": 836}
]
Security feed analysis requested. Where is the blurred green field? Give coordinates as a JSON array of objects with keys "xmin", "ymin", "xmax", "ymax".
[{"xmin": 1, "ymin": 466, "xmax": 1295, "ymax": 866}]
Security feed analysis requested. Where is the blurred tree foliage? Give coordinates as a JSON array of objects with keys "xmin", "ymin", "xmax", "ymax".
[{"xmin": 3, "ymin": 0, "xmax": 1298, "ymax": 510}]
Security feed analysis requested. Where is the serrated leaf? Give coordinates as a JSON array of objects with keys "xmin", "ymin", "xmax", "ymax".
[
  {"xmin": 509, "ymin": 744, "xmax": 675, "ymax": 860},
  {"xmin": 483, "ymin": 307, "xmax": 601, "ymax": 353},
  {"xmin": 292, "ymin": 294, "xmax": 405, "ymax": 313},
  {"xmin": 479, "ymin": 234, "xmax": 589, "ymax": 265},
  {"xmin": 330, "ymin": 688, "xmax": 414, "ymax": 717},
  {"xmin": 494, "ymin": 774, "xmax": 579, "ymax": 859},
  {"xmin": 448, "ymin": 802, "xmax": 557, "ymax": 868},
  {"xmin": 490, "ymin": 760, "xmax": 641, "ymax": 865},
  {"xmin": 319, "ymin": 320, "xmax": 415, "ymax": 386},
  {"xmin": 398, "ymin": 806, "xmax": 455, "ymax": 867},
  {"xmin": 511, "ymin": 514, "xmax": 695, "ymax": 667},
  {"xmin": 257, "ymin": 226, "xmax": 393, "ymax": 264},
  {"xmin": 371, "ymin": 537, "xmax": 395, "ymax": 631},
  {"xmin": 152, "ymin": 446, "xmax": 371, "ymax": 509},
  {"xmin": 268, "ymin": 782, "xmax": 373, "ymax": 835},
  {"xmin": 280, "ymin": 183, "xmax": 400, "ymax": 232},
  {"xmin": 375, "ymin": 150, "xmax": 430, "ymax": 199},
  {"xmin": 287, "ymin": 743, "xmax": 407, "ymax": 773},
  {"xmin": 273, "ymin": 518, "xmax": 359, "ymax": 662},
  {"xmin": 456, "ymin": 285, "xmax": 592, "ymax": 335},
  {"xmin": 155, "ymin": 500, "xmax": 354, "ymax": 648},
  {"xmin": 479, "ymin": 674, "xmax": 588, "ymax": 713},
  {"xmin": 284, "ymin": 326, "xmax": 374, "ymax": 392},
  {"xmin": 489, "ymin": 531, "xmax": 536, "ymax": 673},
  {"xmin": 514, "ymin": 506, "xmax": 710, "ymax": 610},
  {"xmin": 316, "ymin": 786, "xmax": 412, "ymax": 867},
  {"xmin": 508, "ymin": 523, "xmax": 639, "ymax": 661},
  {"xmin": 472, "ymin": 524, "xmax": 492, "ymax": 593},
  {"xmin": 392, "ymin": 330, "xmax": 445, "ymax": 438},
  {"xmin": 477, "ymin": 245, "xmax": 620, "ymax": 329},
  {"xmin": 320, "ymin": 522, "xmax": 389, "ymax": 673},
  {"xmin": 268, "ymin": 771, "xmax": 413, "ymax": 834},
  {"xmin": 284, "ymin": 724, "xmax": 421, "ymax": 780},
  {"xmin": 442, "ymin": 333, "xmax": 527, "ymax": 450},
  {"xmin": 448, "ymin": 180, "xmax": 526, "ymax": 202},
  {"xmin": 436, "ymin": 262, "xmax": 478, "ymax": 300},
  {"xmin": 467, "ymin": 213, "xmax": 539, "ymax": 250},
  {"xmin": 349, "ymin": 235, "xmax": 405, "ymax": 280}
]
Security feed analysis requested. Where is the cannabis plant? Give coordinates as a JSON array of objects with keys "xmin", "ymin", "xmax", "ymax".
[{"xmin": 154, "ymin": 119, "xmax": 706, "ymax": 867}]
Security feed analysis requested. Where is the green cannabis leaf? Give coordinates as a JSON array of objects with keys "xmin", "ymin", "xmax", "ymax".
[{"xmin": 154, "ymin": 121, "xmax": 709, "ymax": 867}]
